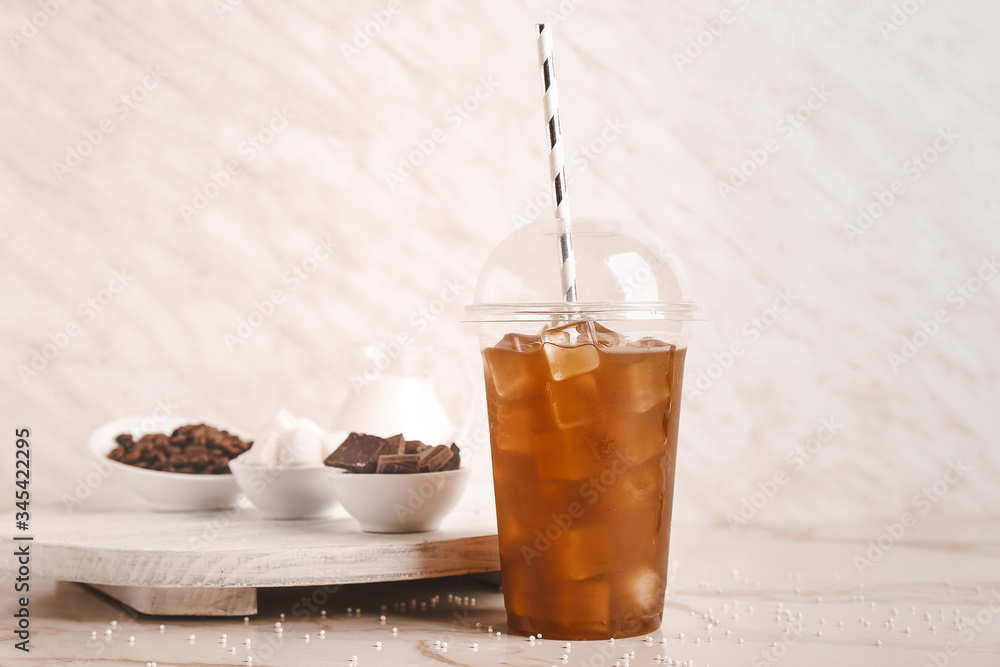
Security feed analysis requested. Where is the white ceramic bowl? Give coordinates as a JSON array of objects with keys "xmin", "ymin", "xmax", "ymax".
[
  {"xmin": 229, "ymin": 458, "xmax": 339, "ymax": 520},
  {"xmin": 328, "ymin": 467, "xmax": 472, "ymax": 533},
  {"xmin": 89, "ymin": 415, "xmax": 243, "ymax": 512}
]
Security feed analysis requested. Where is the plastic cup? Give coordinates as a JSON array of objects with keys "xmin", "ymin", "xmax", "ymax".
[{"xmin": 466, "ymin": 220, "xmax": 700, "ymax": 640}]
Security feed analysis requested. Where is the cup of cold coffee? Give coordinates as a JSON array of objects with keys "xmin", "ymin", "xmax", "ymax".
[{"xmin": 466, "ymin": 219, "xmax": 700, "ymax": 640}]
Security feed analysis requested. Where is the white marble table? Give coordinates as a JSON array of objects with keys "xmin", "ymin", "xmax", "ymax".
[{"xmin": 3, "ymin": 514, "xmax": 998, "ymax": 666}]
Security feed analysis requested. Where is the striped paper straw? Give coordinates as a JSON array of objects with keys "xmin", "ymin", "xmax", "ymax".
[{"xmin": 536, "ymin": 23, "xmax": 578, "ymax": 303}]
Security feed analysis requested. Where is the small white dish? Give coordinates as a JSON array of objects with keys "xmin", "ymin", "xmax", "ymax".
[
  {"xmin": 229, "ymin": 458, "xmax": 339, "ymax": 520},
  {"xmin": 89, "ymin": 415, "xmax": 243, "ymax": 512},
  {"xmin": 327, "ymin": 467, "xmax": 472, "ymax": 533}
]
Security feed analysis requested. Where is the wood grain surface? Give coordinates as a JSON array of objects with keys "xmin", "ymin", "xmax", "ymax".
[{"xmin": 0, "ymin": 506, "xmax": 500, "ymax": 590}]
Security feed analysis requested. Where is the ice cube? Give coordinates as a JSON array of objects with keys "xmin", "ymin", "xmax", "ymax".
[
  {"xmin": 541, "ymin": 320, "xmax": 602, "ymax": 345},
  {"xmin": 494, "ymin": 332, "xmax": 543, "ymax": 352},
  {"xmin": 627, "ymin": 337, "xmax": 673, "ymax": 350},
  {"xmin": 602, "ymin": 346, "xmax": 672, "ymax": 413},
  {"xmin": 544, "ymin": 342, "xmax": 600, "ymax": 381},
  {"xmin": 532, "ymin": 426, "xmax": 614, "ymax": 481},
  {"xmin": 557, "ymin": 579, "xmax": 611, "ymax": 625},
  {"xmin": 495, "ymin": 500, "xmax": 533, "ymax": 548},
  {"xmin": 545, "ymin": 525, "xmax": 617, "ymax": 581},
  {"xmin": 499, "ymin": 570, "xmax": 537, "ymax": 619},
  {"xmin": 604, "ymin": 406, "xmax": 669, "ymax": 467},
  {"xmin": 488, "ymin": 401, "xmax": 540, "ymax": 454},
  {"xmin": 541, "ymin": 320, "xmax": 578, "ymax": 344},
  {"xmin": 541, "ymin": 323, "xmax": 600, "ymax": 381},
  {"xmin": 545, "ymin": 374, "xmax": 600, "ymax": 430},
  {"xmin": 628, "ymin": 567, "xmax": 666, "ymax": 616},
  {"xmin": 512, "ymin": 478, "xmax": 578, "ymax": 525},
  {"xmin": 592, "ymin": 322, "xmax": 624, "ymax": 348},
  {"xmin": 484, "ymin": 340, "xmax": 544, "ymax": 400},
  {"xmin": 492, "ymin": 450, "xmax": 533, "ymax": 490},
  {"xmin": 612, "ymin": 456, "xmax": 667, "ymax": 510}
]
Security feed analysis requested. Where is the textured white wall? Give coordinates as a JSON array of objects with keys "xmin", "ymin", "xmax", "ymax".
[{"xmin": 2, "ymin": 0, "xmax": 998, "ymax": 526}]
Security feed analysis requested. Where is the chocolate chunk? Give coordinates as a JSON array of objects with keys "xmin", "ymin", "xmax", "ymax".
[
  {"xmin": 324, "ymin": 432, "xmax": 394, "ymax": 473},
  {"xmin": 376, "ymin": 454, "xmax": 421, "ymax": 474},
  {"xmin": 418, "ymin": 445, "xmax": 454, "ymax": 472},
  {"xmin": 404, "ymin": 439, "xmax": 429, "ymax": 454},
  {"xmin": 385, "ymin": 433, "xmax": 406, "ymax": 455},
  {"xmin": 440, "ymin": 444, "xmax": 461, "ymax": 471}
]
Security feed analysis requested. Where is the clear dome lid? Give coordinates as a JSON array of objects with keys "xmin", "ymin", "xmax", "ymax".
[{"xmin": 465, "ymin": 219, "xmax": 701, "ymax": 322}]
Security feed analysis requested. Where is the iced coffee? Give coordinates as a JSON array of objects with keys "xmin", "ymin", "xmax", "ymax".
[{"xmin": 483, "ymin": 320, "xmax": 685, "ymax": 639}]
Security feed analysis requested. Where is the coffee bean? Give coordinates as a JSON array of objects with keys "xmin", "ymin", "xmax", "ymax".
[{"xmin": 109, "ymin": 423, "xmax": 251, "ymax": 475}]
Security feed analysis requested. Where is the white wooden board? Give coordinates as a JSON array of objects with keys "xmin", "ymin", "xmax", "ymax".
[
  {"xmin": 1, "ymin": 505, "xmax": 500, "ymax": 615},
  {"xmin": 88, "ymin": 583, "xmax": 259, "ymax": 616}
]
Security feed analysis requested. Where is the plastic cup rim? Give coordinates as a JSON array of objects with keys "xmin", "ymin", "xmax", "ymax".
[{"xmin": 463, "ymin": 301, "xmax": 703, "ymax": 322}]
